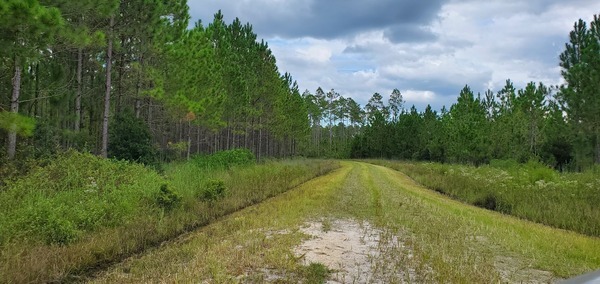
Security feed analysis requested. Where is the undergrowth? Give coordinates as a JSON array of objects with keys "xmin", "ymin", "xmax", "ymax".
[
  {"xmin": 191, "ymin": 148, "xmax": 255, "ymax": 169},
  {"xmin": 369, "ymin": 159, "xmax": 600, "ymax": 237},
  {"xmin": 0, "ymin": 150, "xmax": 338, "ymax": 284}
]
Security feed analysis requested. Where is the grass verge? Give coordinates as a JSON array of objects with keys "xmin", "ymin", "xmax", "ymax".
[
  {"xmin": 89, "ymin": 162, "xmax": 600, "ymax": 283},
  {"xmin": 367, "ymin": 159, "xmax": 600, "ymax": 237},
  {"xmin": 0, "ymin": 150, "xmax": 338, "ymax": 284}
]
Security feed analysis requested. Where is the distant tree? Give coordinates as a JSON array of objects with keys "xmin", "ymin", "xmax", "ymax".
[
  {"xmin": 559, "ymin": 15, "xmax": 600, "ymax": 166},
  {"xmin": 325, "ymin": 89, "xmax": 340, "ymax": 149},
  {"xmin": 447, "ymin": 85, "xmax": 488, "ymax": 164},
  {"xmin": 388, "ymin": 88, "xmax": 404, "ymax": 121},
  {"xmin": 365, "ymin": 92, "xmax": 388, "ymax": 121}
]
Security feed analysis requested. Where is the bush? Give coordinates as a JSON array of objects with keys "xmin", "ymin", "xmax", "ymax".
[
  {"xmin": 156, "ymin": 184, "xmax": 181, "ymax": 211},
  {"xmin": 200, "ymin": 179, "xmax": 227, "ymax": 202},
  {"xmin": 0, "ymin": 150, "xmax": 165, "ymax": 245},
  {"xmin": 109, "ymin": 109, "xmax": 158, "ymax": 166},
  {"xmin": 523, "ymin": 160, "xmax": 557, "ymax": 184}
]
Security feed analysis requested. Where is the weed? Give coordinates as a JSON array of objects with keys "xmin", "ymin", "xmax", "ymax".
[
  {"xmin": 156, "ymin": 184, "xmax": 181, "ymax": 211},
  {"xmin": 321, "ymin": 219, "xmax": 332, "ymax": 233},
  {"xmin": 200, "ymin": 179, "xmax": 227, "ymax": 203},
  {"xmin": 300, "ymin": 262, "xmax": 331, "ymax": 283}
]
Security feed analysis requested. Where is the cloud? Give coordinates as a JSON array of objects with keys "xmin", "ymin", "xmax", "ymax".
[
  {"xmin": 187, "ymin": 0, "xmax": 600, "ymax": 111},
  {"xmin": 188, "ymin": 0, "xmax": 446, "ymax": 42}
]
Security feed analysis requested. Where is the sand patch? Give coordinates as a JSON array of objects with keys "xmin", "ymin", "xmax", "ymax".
[
  {"xmin": 294, "ymin": 219, "xmax": 383, "ymax": 283},
  {"xmin": 495, "ymin": 255, "xmax": 560, "ymax": 283}
]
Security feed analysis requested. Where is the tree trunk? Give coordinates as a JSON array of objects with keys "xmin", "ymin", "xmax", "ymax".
[
  {"xmin": 115, "ymin": 50, "xmax": 124, "ymax": 113},
  {"xmin": 75, "ymin": 48, "xmax": 83, "ymax": 132},
  {"xmin": 135, "ymin": 54, "xmax": 143, "ymax": 118},
  {"xmin": 196, "ymin": 126, "xmax": 201, "ymax": 154},
  {"xmin": 596, "ymin": 131, "xmax": 600, "ymax": 164},
  {"xmin": 258, "ymin": 117, "xmax": 262, "ymax": 161},
  {"xmin": 147, "ymin": 99, "xmax": 153, "ymax": 128},
  {"xmin": 7, "ymin": 56, "xmax": 22, "ymax": 159},
  {"xmin": 101, "ymin": 16, "xmax": 114, "ymax": 158},
  {"xmin": 33, "ymin": 63, "xmax": 40, "ymax": 117},
  {"xmin": 186, "ymin": 121, "xmax": 191, "ymax": 160}
]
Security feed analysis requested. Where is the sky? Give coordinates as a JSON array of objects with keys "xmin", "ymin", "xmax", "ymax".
[{"xmin": 187, "ymin": 0, "xmax": 600, "ymax": 111}]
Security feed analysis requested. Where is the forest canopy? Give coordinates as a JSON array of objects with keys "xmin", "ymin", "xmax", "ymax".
[{"xmin": 0, "ymin": 1, "xmax": 599, "ymax": 171}]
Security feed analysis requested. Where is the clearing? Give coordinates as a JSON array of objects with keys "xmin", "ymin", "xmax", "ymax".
[{"xmin": 88, "ymin": 161, "xmax": 600, "ymax": 283}]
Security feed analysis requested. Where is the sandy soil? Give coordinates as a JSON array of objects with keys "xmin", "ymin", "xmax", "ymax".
[{"xmin": 294, "ymin": 219, "xmax": 383, "ymax": 283}]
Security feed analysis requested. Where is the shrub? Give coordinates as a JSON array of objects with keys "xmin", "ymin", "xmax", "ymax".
[
  {"xmin": 0, "ymin": 150, "xmax": 164, "ymax": 245},
  {"xmin": 156, "ymin": 184, "xmax": 181, "ymax": 211},
  {"xmin": 524, "ymin": 160, "xmax": 557, "ymax": 184},
  {"xmin": 200, "ymin": 179, "xmax": 227, "ymax": 202},
  {"xmin": 37, "ymin": 213, "xmax": 79, "ymax": 245},
  {"xmin": 109, "ymin": 109, "xmax": 158, "ymax": 166}
]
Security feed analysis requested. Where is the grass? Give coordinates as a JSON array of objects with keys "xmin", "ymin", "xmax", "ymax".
[
  {"xmin": 89, "ymin": 161, "xmax": 600, "ymax": 283},
  {"xmin": 366, "ymin": 159, "xmax": 600, "ymax": 237},
  {"xmin": 301, "ymin": 262, "xmax": 331, "ymax": 283},
  {"xmin": 0, "ymin": 150, "xmax": 339, "ymax": 284}
]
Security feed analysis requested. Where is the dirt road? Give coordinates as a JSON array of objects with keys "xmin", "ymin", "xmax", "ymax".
[{"xmin": 89, "ymin": 162, "xmax": 600, "ymax": 283}]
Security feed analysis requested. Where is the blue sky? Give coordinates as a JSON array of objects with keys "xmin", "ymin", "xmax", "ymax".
[{"xmin": 187, "ymin": 0, "xmax": 600, "ymax": 111}]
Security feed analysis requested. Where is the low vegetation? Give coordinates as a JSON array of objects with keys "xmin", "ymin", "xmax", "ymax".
[
  {"xmin": 0, "ymin": 150, "xmax": 338, "ymax": 284},
  {"xmin": 369, "ymin": 159, "xmax": 600, "ymax": 237},
  {"xmin": 90, "ymin": 162, "xmax": 600, "ymax": 283}
]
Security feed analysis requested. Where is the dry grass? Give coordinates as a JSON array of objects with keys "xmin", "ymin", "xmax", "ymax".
[
  {"xmin": 88, "ymin": 161, "xmax": 600, "ymax": 283},
  {"xmin": 0, "ymin": 158, "xmax": 338, "ymax": 284}
]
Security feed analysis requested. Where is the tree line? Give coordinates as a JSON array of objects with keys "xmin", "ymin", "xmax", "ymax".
[
  {"xmin": 2, "ymin": 2, "xmax": 598, "ymax": 171},
  {"xmin": 0, "ymin": 1, "xmax": 308, "ymax": 164},
  {"xmin": 303, "ymin": 14, "xmax": 600, "ymax": 170}
]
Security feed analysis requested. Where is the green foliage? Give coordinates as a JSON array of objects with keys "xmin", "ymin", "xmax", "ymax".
[
  {"xmin": 108, "ymin": 109, "xmax": 158, "ymax": 166},
  {"xmin": 372, "ymin": 160, "xmax": 600, "ymax": 237},
  {"xmin": 24, "ymin": 203, "xmax": 79, "ymax": 245},
  {"xmin": 199, "ymin": 179, "xmax": 227, "ymax": 202},
  {"xmin": 0, "ymin": 150, "xmax": 164, "ymax": 245},
  {"xmin": 155, "ymin": 184, "xmax": 181, "ymax": 211},
  {"xmin": 192, "ymin": 148, "xmax": 255, "ymax": 169},
  {"xmin": 559, "ymin": 15, "xmax": 600, "ymax": 166},
  {"xmin": 0, "ymin": 150, "xmax": 339, "ymax": 283},
  {"xmin": 489, "ymin": 159, "xmax": 519, "ymax": 169},
  {"xmin": 300, "ymin": 262, "xmax": 331, "ymax": 284},
  {"xmin": 32, "ymin": 119, "xmax": 59, "ymax": 158},
  {"xmin": 0, "ymin": 112, "xmax": 35, "ymax": 137}
]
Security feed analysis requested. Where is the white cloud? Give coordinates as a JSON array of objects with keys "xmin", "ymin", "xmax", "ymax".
[
  {"xmin": 188, "ymin": 0, "xmax": 600, "ymax": 110},
  {"xmin": 402, "ymin": 90, "xmax": 439, "ymax": 103}
]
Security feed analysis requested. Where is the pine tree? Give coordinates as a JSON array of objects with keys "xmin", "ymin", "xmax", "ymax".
[
  {"xmin": 559, "ymin": 15, "xmax": 600, "ymax": 166},
  {"xmin": 0, "ymin": 0, "xmax": 63, "ymax": 159}
]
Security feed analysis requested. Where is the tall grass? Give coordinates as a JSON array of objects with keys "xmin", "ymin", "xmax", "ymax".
[
  {"xmin": 368, "ymin": 160, "xmax": 600, "ymax": 237},
  {"xmin": 0, "ymin": 150, "xmax": 338, "ymax": 284}
]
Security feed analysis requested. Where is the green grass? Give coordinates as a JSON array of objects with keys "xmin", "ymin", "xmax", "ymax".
[
  {"xmin": 300, "ymin": 262, "xmax": 331, "ymax": 284},
  {"xmin": 0, "ymin": 150, "xmax": 339, "ymax": 284},
  {"xmin": 89, "ymin": 162, "xmax": 600, "ymax": 283},
  {"xmin": 190, "ymin": 148, "xmax": 255, "ymax": 170},
  {"xmin": 367, "ymin": 159, "xmax": 600, "ymax": 237}
]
